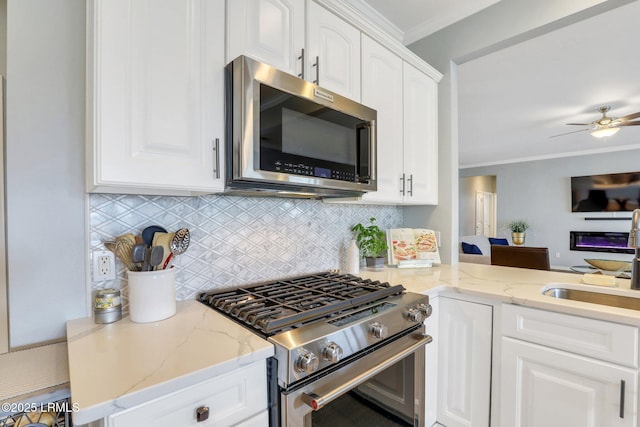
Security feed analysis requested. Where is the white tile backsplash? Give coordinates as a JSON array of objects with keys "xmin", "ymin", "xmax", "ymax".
[{"xmin": 89, "ymin": 194, "xmax": 402, "ymax": 309}]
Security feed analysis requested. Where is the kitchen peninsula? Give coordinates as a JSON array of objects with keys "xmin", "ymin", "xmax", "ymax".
[{"xmin": 65, "ymin": 263, "xmax": 640, "ymax": 426}]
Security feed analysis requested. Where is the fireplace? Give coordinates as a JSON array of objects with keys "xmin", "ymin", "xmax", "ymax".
[{"xmin": 570, "ymin": 231, "xmax": 634, "ymax": 254}]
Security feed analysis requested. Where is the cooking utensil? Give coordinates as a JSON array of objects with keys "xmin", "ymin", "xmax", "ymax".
[
  {"xmin": 148, "ymin": 246, "xmax": 164, "ymax": 271},
  {"xmin": 115, "ymin": 233, "xmax": 137, "ymax": 270},
  {"xmin": 162, "ymin": 228, "xmax": 190, "ymax": 269},
  {"xmin": 141, "ymin": 225, "xmax": 167, "ymax": 247},
  {"xmin": 152, "ymin": 232, "xmax": 175, "ymax": 271},
  {"xmin": 131, "ymin": 243, "xmax": 146, "ymax": 271}
]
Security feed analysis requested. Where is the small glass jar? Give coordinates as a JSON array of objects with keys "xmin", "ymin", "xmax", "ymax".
[{"xmin": 94, "ymin": 288, "xmax": 122, "ymax": 324}]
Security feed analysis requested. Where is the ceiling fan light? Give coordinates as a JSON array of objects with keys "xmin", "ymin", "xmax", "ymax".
[{"xmin": 591, "ymin": 127, "xmax": 620, "ymax": 138}]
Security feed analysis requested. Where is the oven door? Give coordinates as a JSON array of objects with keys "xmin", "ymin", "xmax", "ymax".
[{"xmin": 281, "ymin": 328, "xmax": 431, "ymax": 427}]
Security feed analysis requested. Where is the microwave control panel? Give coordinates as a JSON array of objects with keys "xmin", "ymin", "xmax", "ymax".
[{"xmin": 273, "ymin": 161, "xmax": 356, "ymax": 182}]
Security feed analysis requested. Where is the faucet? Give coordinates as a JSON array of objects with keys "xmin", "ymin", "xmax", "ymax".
[{"xmin": 630, "ymin": 209, "xmax": 640, "ymax": 290}]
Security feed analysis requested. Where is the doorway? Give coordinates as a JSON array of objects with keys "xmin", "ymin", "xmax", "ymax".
[
  {"xmin": 459, "ymin": 175, "xmax": 497, "ymax": 237},
  {"xmin": 475, "ymin": 191, "xmax": 497, "ymax": 237}
]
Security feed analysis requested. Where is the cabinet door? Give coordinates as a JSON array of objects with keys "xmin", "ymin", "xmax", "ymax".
[
  {"xmin": 403, "ymin": 62, "xmax": 438, "ymax": 205},
  {"xmin": 108, "ymin": 361, "xmax": 267, "ymax": 427},
  {"xmin": 437, "ymin": 297, "xmax": 492, "ymax": 427},
  {"xmin": 501, "ymin": 337, "xmax": 637, "ymax": 427},
  {"xmin": 360, "ymin": 34, "xmax": 403, "ymax": 204},
  {"xmin": 227, "ymin": 0, "xmax": 305, "ymax": 76},
  {"xmin": 88, "ymin": 0, "xmax": 225, "ymax": 195},
  {"xmin": 306, "ymin": 1, "xmax": 360, "ymax": 100}
]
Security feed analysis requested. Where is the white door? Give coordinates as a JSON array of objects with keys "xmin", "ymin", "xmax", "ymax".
[
  {"xmin": 89, "ymin": 0, "xmax": 225, "ymax": 195},
  {"xmin": 403, "ymin": 62, "xmax": 438, "ymax": 205},
  {"xmin": 437, "ymin": 298, "xmax": 492, "ymax": 427},
  {"xmin": 306, "ymin": 1, "xmax": 360, "ymax": 100},
  {"xmin": 226, "ymin": 0, "xmax": 305, "ymax": 76},
  {"xmin": 360, "ymin": 34, "xmax": 403, "ymax": 204},
  {"xmin": 475, "ymin": 191, "xmax": 497, "ymax": 236},
  {"xmin": 501, "ymin": 337, "xmax": 637, "ymax": 427}
]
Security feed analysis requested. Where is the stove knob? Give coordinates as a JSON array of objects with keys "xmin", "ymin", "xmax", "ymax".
[
  {"xmin": 295, "ymin": 351, "xmax": 319, "ymax": 374},
  {"xmin": 417, "ymin": 303, "xmax": 433, "ymax": 318},
  {"xmin": 404, "ymin": 307, "xmax": 424, "ymax": 323},
  {"xmin": 322, "ymin": 342, "xmax": 343, "ymax": 363},
  {"xmin": 370, "ymin": 322, "xmax": 388, "ymax": 340}
]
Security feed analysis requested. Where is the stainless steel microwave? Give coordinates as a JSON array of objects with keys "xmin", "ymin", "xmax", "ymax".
[{"xmin": 225, "ymin": 55, "xmax": 377, "ymax": 198}]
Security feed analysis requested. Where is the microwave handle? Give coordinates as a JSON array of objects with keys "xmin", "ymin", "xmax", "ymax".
[{"xmin": 356, "ymin": 123, "xmax": 371, "ymax": 182}]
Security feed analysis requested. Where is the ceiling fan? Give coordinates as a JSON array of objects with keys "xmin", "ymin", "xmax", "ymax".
[{"xmin": 550, "ymin": 106, "xmax": 640, "ymax": 138}]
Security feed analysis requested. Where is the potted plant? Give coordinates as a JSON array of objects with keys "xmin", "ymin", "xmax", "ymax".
[
  {"xmin": 351, "ymin": 217, "xmax": 388, "ymax": 268},
  {"xmin": 507, "ymin": 220, "xmax": 529, "ymax": 245}
]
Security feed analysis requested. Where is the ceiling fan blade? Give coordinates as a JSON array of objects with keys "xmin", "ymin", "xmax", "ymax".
[
  {"xmin": 617, "ymin": 121, "xmax": 640, "ymax": 127},
  {"xmin": 618, "ymin": 112, "xmax": 640, "ymax": 122},
  {"xmin": 566, "ymin": 123, "xmax": 592, "ymax": 126},
  {"xmin": 549, "ymin": 128, "xmax": 589, "ymax": 138}
]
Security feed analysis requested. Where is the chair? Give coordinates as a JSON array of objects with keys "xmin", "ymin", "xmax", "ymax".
[{"xmin": 490, "ymin": 245, "xmax": 550, "ymax": 270}]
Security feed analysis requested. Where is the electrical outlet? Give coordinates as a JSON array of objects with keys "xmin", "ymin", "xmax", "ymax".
[{"xmin": 93, "ymin": 250, "xmax": 116, "ymax": 281}]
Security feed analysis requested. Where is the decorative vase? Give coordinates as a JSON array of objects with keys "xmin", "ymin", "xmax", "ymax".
[
  {"xmin": 365, "ymin": 256, "xmax": 385, "ymax": 269},
  {"xmin": 512, "ymin": 232, "xmax": 526, "ymax": 246}
]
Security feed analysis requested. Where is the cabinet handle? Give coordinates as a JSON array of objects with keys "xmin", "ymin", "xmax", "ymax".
[
  {"xmin": 313, "ymin": 56, "xmax": 320, "ymax": 85},
  {"xmin": 400, "ymin": 174, "xmax": 405, "ymax": 196},
  {"xmin": 196, "ymin": 405, "xmax": 210, "ymax": 422},
  {"xmin": 407, "ymin": 174, "xmax": 413, "ymax": 196},
  {"xmin": 213, "ymin": 138, "xmax": 220, "ymax": 179},
  {"xmin": 620, "ymin": 379, "xmax": 626, "ymax": 418},
  {"xmin": 298, "ymin": 48, "xmax": 305, "ymax": 79}
]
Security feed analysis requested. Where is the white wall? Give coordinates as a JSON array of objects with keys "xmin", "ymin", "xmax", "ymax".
[
  {"xmin": 405, "ymin": 0, "xmax": 635, "ymax": 264},
  {"xmin": 5, "ymin": 0, "xmax": 87, "ymax": 348},
  {"xmin": 460, "ymin": 149, "xmax": 639, "ymax": 267}
]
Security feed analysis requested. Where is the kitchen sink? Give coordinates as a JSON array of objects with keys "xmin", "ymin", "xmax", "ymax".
[{"xmin": 543, "ymin": 285, "xmax": 640, "ymax": 311}]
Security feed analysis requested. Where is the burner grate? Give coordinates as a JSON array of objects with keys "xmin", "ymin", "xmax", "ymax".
[{"xmin": 198, "ymin": 272, "xmax": 404, "ymax": 335}]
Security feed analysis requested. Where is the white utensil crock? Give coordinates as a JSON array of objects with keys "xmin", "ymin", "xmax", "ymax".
[{"xmin": 127, "ymin": 268, "xmax": 176, "ymax": 323}]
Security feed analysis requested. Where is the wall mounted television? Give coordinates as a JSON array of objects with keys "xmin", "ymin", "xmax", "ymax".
[{"xmin": 571, "ymin": 171, "xmax": 640, "ymax": 212}]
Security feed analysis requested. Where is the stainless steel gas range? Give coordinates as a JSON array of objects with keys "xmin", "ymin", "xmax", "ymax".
[{"xmin": 198, "ymin": 272, "xmax": 433, "ymax": 427}]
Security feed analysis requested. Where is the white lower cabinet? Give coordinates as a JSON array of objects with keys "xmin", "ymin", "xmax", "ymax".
[
  {"xmin": 500, "ymin": 304, "xmax": 638, "ymax": 427},
  {"xmin": 436, "ymin": 297, "xmax": 492, "ymax": 427},
  {"xmin": 501, "ymin": 337, "xmax": 637, "ymax": 427},
  {"xmin": 106, "ymin": 361, "xmax": 267, "ymax": 427}
]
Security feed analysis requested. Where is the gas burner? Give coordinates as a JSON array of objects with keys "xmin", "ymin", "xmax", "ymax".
[
  {"xmin": 198, "ymin": 272, "xmax": 404, "ymax": 335},
  {"xmin": 198, "ymin": 272, "xmax": 431, "ymax": 389}
]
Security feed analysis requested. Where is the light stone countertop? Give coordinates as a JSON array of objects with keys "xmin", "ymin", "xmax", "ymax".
[
  {"xmin": 66, "ymin": 300, "xmax": 274, "ymax": 425},
  {"xmin": 359, "ymin": 263, "xmax": 640, "ymax": 326},
  {"xmin": 66, "ymin": 263, "xmax": 640, "ymax": 425}
]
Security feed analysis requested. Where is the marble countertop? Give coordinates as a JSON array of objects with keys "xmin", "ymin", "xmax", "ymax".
[
  {"xmin": 359, "ymin": 263, "xmax": 640, "ymax": 326},
  {"xmin": 66, "ymin": 263, "xmax": 640, "ymax": 424},
  {"xmin": 66, "ymin": 300, "xmax": 274, "ymax": 425}
]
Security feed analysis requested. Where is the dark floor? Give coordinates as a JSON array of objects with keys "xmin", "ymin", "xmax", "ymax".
[{"xmin": 313, "ymin": 392, "xmax": 411, "ymax": 427}]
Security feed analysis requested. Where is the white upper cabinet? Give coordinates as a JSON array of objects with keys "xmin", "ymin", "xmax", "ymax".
[
  {"xmin": 306, "ymin": 1, "xmax": 360, "ymax": 100},
  {"xmin": 403, "ymin": 62, "xmax": 438, "ymax": 205},
  {"xmin": 359, "ymin": 35, "xmax": 439, "ymax": 205},
  {"xmin": 360, "ymin": 34, "xmax": 404, "ymax": 204},
  {"xmin": 87, "ymin": 0, "xmax": 225, "ymax": 195},
  {"xmin": 226, "ymin": 0, "xmax": 305, "ymax": 76}
]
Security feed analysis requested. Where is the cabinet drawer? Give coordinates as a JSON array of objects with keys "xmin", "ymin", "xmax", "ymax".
[
  {"xmin": 108, "ymin": 361, "xmax": 267, "ymax": 427},
  {"xmin": 502, "ymin": 304, "xmax": 638, "ymax": 368}
]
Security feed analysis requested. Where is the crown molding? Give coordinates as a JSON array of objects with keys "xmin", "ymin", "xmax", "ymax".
[
  {"xmin": 316, "ymin": 0, "xmax": 443, "ymax": 81},
  {"xmin": 403, "ymin": 0, "xmax": 503, "ymax": 45},
  {"xmin": 459, "ymin": 143, "xmax": 640, "ymax": 169}
]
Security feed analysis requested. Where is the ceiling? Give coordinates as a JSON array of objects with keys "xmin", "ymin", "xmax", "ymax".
[{"xmin": 355, "ymin": 0, "xmax": 640, "ymax": 168}]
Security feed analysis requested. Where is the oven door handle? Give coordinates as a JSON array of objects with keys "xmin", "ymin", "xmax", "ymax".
[{"xmin": 300, "ymin": 333, "xmax": 432, "ymax": 411}]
